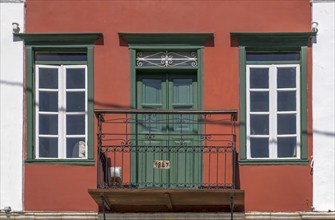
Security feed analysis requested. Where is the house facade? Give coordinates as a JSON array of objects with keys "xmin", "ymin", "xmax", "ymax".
[
  {"xmin": 0, "ymin": 0, "xmax": 334, "ymax": 219},
  {"xmin": 0, "ymin": 0, "xmax": 25, "ymax": 213},
  {"xmin": 311, "ymin": 0, "xmax": 335, "ymax": 212}
]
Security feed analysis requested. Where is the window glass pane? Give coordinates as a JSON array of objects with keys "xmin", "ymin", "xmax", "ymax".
[
  {"xmin": 250, "ymin": 138, "xmax": 269, "ymax": 158},
  {"xmin": 277, "ymin": 114, "xmax": 296, "ymax": 134},
  {"xmin": 39, "ymin": 68, "xmax": 58, "ymax": 89},
  {"xmin": 39, "ymin": 137, "xmax": 58, "ymax": 158},
  {"xmin": 35, "ymin": 53, "xmax": 87, "ymax": 62},
  {"xmin": 250, "ymin": 115, "xmax": 269, "ymax": 135},
  {"xmin": 66, "ymin": 68, "xmax": 85, "ymax": 89},
  {"xmin": 173, "ymin": 79, "xmax": 192, "ymax": 104},
  {"xmin": 278, "ymin": 91, "xmax": 296, "ymax": 111},
  {"xmin": 67, "ymin": 92, "xmax": 85, "ymax": 112},
  {"xmin": 277, "ymin": 67, "xmax": 296, "ymax": 88},
  {"xmin": 142, "ymin": 79, "xmax": 162, "ymax": 104},
  {"xmin": 250, "ymin": 68, "xmax": 269, "ymax": 88},
  {"xmin": 278, "ymin": 137, "xmax": 297, "ymax": 158},
  {"xmin": 247, "ymin": 53, "xmax": 300, "ymax": 61},
  {"xmin": 250, "ymin": 92, "xmax": 269, "ymax": 112},
  {"xmin": 39, "ymin": 114, "xmax": 58, "ymax": 135},
  {"xmin": 39, "ymin": 91, "xmax": 58, "ymax": 112},
  {"xmin": 66, "ymin": 138, "xmax": 86, "ymax": 158},
  {"xmin": 66, "ymin": 115, "xmax": 85, "ymax": 135}
]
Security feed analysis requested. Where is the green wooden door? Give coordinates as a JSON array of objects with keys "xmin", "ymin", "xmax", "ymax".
[{"xmin": 135, "ymin": 72, "xmax": 202, "ymax": 188}]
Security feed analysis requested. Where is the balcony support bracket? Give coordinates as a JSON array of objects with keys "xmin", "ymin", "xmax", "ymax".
[{"xmin": 164, "ymin": 193, "xmax": 173, "ymax": 210}]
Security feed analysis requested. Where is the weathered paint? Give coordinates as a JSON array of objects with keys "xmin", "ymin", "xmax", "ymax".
[
  {"xmin": 312, "ymin": 0, "xmax": 335, "ymax": 212},
  {"xmin": 24, "ymin": 0, "xmax": 313, "ymax": 212},
  {"xmin": 0, "ymin": 1, "xmax": 25, "ymax": 211}
]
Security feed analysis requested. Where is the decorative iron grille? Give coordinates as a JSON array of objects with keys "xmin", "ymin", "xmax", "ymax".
[{"xmin": 136, "ymin": 51, "xmax": 198, "ymax": 68}]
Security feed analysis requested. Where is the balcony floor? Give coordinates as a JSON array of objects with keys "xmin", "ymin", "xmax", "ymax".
[{"xmin": 88, "ymin": 188, "xmax": 244, "ymax": 212}]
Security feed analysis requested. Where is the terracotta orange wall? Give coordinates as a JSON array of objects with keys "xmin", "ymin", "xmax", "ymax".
[{"xmin": 24, "ymin": 0, "xmax": 313, "ymax": 212}]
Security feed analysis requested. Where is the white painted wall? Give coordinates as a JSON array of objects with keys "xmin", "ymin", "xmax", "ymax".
[
  {"xmin": 312, "ymin": 0, "xmax": 335, "ymax": 212},
  {"xmin": 0, "ymin": 0, "xmax": 25, "ymax": 211}
]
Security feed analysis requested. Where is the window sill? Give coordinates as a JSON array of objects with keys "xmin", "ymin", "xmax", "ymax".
[
  {"xmin": 238, "ymin": 159, "xmax": 309, "ymax": 165},
  {"xmin": 25, "ymin": 159, "xmax": 95, "ymax": 166}
]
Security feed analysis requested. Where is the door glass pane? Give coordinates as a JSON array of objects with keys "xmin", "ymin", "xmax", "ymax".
[
  {"xmin": 173, "ymin": 79, "xmax": 192, "ymax": 104},
  {"xmin": 66, "ymin": 138, "xmax": 86, "ymax": 158},
  {"xmin": 39, "ymin": 137, "xmax": 58, "ymax": 158},
  {"xmin": 250, "ymin": 92, "xmax": 269, "ymax": 112},
  {"xmin": 39, "ymin": 114, "xmax": 58, "ymax": 135},
  {"xmin": 142, "ymin": 79, "xmax": 162, "ymax": 104},
  {"xmin": 39, "ymin": 68, "xmax": 58, "ymax": 89},
  {"xmin": 250, "ymin": 68, "xmax": 269, "ymax": 88},
  {"xmin": 278, "ymin": 137, "xmax": 297, "ymax": 158},
  {"xmin": 278, "ymin": 91, "xmax": 296, "ymax": 111},
  {"xmin": 277, "ymin": 114, "xmax": 296, "ymax": 134},
  {"xmin": 277, "ymin": 67, "xmax": 296, "ymax": 88},
  {"xmin": 250, "ymin": 114, "xmax": 269, "ymax": 135},
  {"xmin": 66, "ymin": 115, "xmax": 85, "ymax": 135},
  {"xmin": 39, "ymin": 91, "xmax": 58, "ymax": 112},
  {"xmin": 250, "ymin": 138, "xmax": 269, "ymax": 158},
  {"xmin": 66, "ymin": 68, "xmax": 85, "ymax": 89},
  {"xmin": 67, "ymin": 92, "xmax": 85, "ymax": 112}
]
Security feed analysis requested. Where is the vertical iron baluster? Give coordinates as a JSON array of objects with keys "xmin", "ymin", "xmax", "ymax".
[
  {"xmin": 216, "ymin": 146, "xmax": 219, "ymax": 189},
  {"xmin": 224, "ymin": 147, "xmax": 227, "ymax": 189},
  {"xmin": 208, "ymin": 146, "xmax": 211, "ymax": 189}
]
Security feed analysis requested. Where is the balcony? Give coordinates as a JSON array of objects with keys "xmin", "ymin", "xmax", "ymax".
[{"xmin": 88, "ymin": 109, "xmax": 244, "ymax": 217}]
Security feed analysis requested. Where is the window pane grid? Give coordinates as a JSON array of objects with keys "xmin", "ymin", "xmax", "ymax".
[
  {"xmin": 247, "ymin": 64, "xmax": 300, "ymax": 159},
  {"xmin": 36, "ymin": 64, "xmax": 87, "ymax": 159}
]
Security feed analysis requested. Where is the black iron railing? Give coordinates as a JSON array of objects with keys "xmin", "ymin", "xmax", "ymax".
[{"xmin": 95, "ymin": 109, "xmax": 238, "ymax": 190}]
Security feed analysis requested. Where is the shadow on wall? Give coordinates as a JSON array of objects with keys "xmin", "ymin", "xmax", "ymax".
[{"xmin": 1, "ymin": 79, "xmax": 334, "ymax": 138}]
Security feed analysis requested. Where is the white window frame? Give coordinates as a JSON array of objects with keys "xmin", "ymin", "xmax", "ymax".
[
  {"xmin": 35, "ymin": 64, "xmax": 88, "ymax": 159},
  {"xmin": 246, "ymin": 64, "xmax": 300, "ymax": 159}
]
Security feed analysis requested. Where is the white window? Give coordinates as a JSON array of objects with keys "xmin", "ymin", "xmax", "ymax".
[
  {"xmin": 35, "ymin": 65, "xmax": 87, "ymax": 159},
  {"xmin": 246, "ymin": 64, "xmax": 300, "ymax": 159}
]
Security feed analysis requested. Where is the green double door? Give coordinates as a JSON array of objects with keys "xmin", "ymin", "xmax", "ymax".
[{"xmin": 134, "ymin": 71, "xmax": 202, "ymax": 188}]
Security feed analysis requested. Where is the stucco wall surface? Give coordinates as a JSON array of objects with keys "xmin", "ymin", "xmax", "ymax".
[
  {"xmin": 23, "ymin": 0, "xmax": 313, "ymax": 212},
  {"xmin": 312, "ymin": 0, "xmax": 335, "ymax": 212},
  {"xmin": 0, "ymin": 1, "xmax": 25, "ymax": 211}
]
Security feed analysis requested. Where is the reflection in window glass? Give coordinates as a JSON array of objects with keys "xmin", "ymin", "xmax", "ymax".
[
  {"xmin": 39, "ymin": 92, "xmax": 58, "ymax": 112},
  {"xmin": 250, "ymin": 138, "xmax": 269, "ymax": 158},
  {"xmin": 67, "ymin": 92, "xmax": 85, "ymax": 112},
  {"xmin": 277, "ymin": 91, "xmax": 296, "ymax": 111},
  {"xmin": 66, "ymin": 68, "xmax": 86, "ymax": 89},
  {"xmin": 250, "ymin": 115, "xmax": 269, "ymax": 135},
  {"xmin": 39, "ymin": 115, "xmax": 58, "ymax": 135},
  {"xmin": 277, "ymin": 67, "xmax": 296, "ymax": 88},
  {"xmin": 39, "ymin": 137, "xmax": 58, "ymax": 158},
  {"xmin": 277, "ymin": 114, "xmax": 296, "ymax": 134},
  {"xmin": 250, "ymin": 68, "xmax": 269, "ymax": 89},
  {"xmin": 250, "ymin": 92, "xmax": 269, "ymax": 112},
  {"xmin": 66, "ymin": 115, "xmax": 85, "ymax": 135},
  {"xmin": 278, "ymin": 137, "xmax": 297, "ymax": 158},
  {"xmin": 39, "ymin": 68, "xmax": 58, "ymax": 89},
  {"xmin": 67, "ymin": 138, "xmax": 86, "ymax": 158}
]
